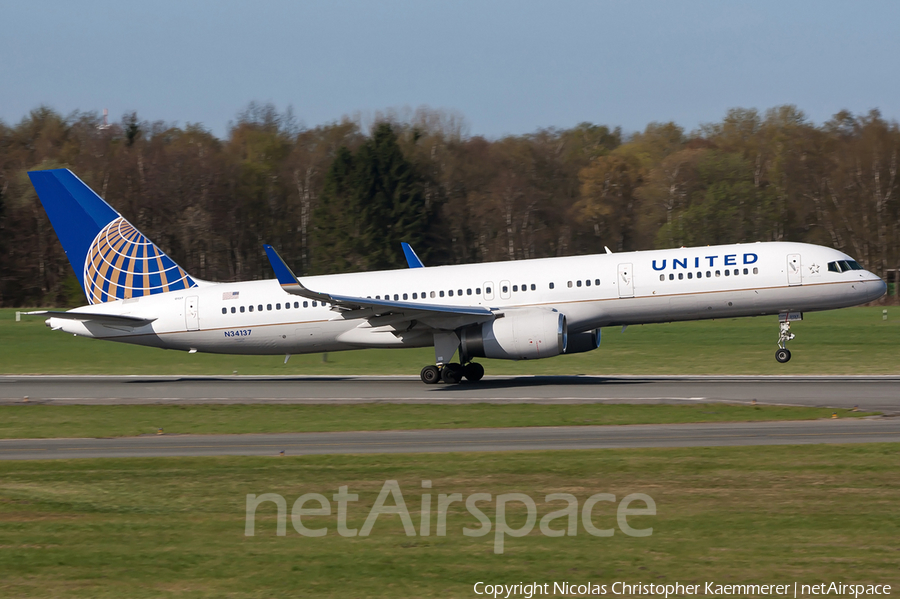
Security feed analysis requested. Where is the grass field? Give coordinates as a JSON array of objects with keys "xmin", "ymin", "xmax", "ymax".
[
  {"xmin": 1, "ymin": 445, "xmax": 897, "ymax": 598},
  {"xmin": 0, "ymin": 403, "xmax": 869, "ymax": 439},
  {"xmin": 2, "ymin": 306, "xmax": 898, "ymax": 375}
]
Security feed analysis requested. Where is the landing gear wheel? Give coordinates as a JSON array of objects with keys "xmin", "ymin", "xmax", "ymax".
[
  {"xmin": 420, "ymin": 365, "xmax": 441, "ymax": 384},
  {"xmin": 775, "ymin": 348, "xmax": 791, "ymax": 363},
  {"xmin": 463, "ymin": 362, "xmax": 485, "ymax": 382},
  {"xmin": 441, "ymin": 363, "xmax": 463, "ymax": 384}
]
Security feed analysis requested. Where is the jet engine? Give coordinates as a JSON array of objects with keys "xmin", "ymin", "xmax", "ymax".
[
  {"xmin": 460, "ymin": 308, "xmax": 566, "ymax": 360},
  {"xmin": 564, "ymin": 329, "xmax": 601, "ymax": 354}
]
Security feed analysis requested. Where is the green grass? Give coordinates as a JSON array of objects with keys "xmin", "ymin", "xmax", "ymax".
[
  {"xmin": 0, "ymin": 403, "xmax": 870, "ymax": 439},
  {"xmin": 1, "ymin": 445, "xmax": 898, "ymax": 597},
  {"xmin": 2, "ymin": 307, "xmax": 898, "ymax": 375}
]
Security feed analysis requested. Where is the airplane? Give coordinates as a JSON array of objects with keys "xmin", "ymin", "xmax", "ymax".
[{"xmin": 25, "ymin": 169, "xmax": 887, "ymax": 384}]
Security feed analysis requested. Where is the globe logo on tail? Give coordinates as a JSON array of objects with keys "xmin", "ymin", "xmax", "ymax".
[{"xmin": 83, "ymin": 217, "xmax": 195, "ymax": 304}]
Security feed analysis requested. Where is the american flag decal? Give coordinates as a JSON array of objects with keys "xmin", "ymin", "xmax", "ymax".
[{"xmin": 222, "ymin": 291, "xmax": 240, "ymax": 300}]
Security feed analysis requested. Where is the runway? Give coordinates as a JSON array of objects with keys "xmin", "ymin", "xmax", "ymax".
[
  {"xmin": 1, "ymin": 375, "xmax": 898, "ymax": 413},
  {"xmin": 1, "ymin": 418, "xmax": 897, "ymax": 460}
]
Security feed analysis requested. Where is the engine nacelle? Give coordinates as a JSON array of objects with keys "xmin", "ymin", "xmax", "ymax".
[
  {"xmin": 460, "ymin": 308, "xmax": 567, "ymax": 360},
  {"xmin": 564, "ymin": 329, "xmax": 601, "ymax": 354}
]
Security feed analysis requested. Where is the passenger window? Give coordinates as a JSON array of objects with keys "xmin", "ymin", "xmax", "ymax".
[
  {"xmin": 724, "ymin": 270, "xmax": 730, "ymax": 276},
  {"xmin": 696, "ymin": 272, "xmax": 701, "ymax": 278},
  {"xmin": 294, "ymin": 302, "xmax": 299, "ymax": 308},
  {"xmin": 669, "ymin": 274, "xmax": 674, "ymax": 280},
  {"xmin": 267, "ymin": 304, "xmax": 272, "ymax": 310},
  {"xmin": 576, "ymin": 280, "xmax": 582, "ymax": 287},
  {"xmin": 549, "ymin": 282, "xmax": 555, "ymax": 289},
  {"xmin": 743, "ymin": 268, "xmax": 748, "ymax": 275},
  {"xmin": 659, "ymin": 274, "xmax": 665, "ymax": 281},
  {"xmin": 733, "ymin": 269, "xmax": 739, "ymax": 276},
  {"xmin": 303, "ymin": 301, "xmax": 308, "ymax": 308},
  {"xmin": 249, "ymin": 305, "xmax": 254, "ymax": 312},
  {"xmin": 485, "ymin": 287, "xmax": 491, "ymax": 294},
  {"xmin": 393, "ymin": 294, "xmax": 399, "ymax": 301},
  {"xmin": 458, "ymin": 289, "xmax": 463, "ymax": 296},
  {"xmin": 530, "ymin": 284, "xmax": 536, "ymax": 291},
  {"xmin": 567, "ymin": 281, "xmax": 573, "ymax": 288},
  {"xmin": 403, "ymin": 293, "xmax": 408, "ymax": 300},
  {"xmin": 502, "ymin": 286, "xmax": 508, "ymax": 293},
  {"xmin": 687, "ymin": 273, "xmax": 693, "ymax": 279},
  {"xmin": 312, "ymin": 301, "xmax": 317, "ymax": 307},
  {"xmin": 594, "ymin": 279, "xmax": 600, "ymax": 286},
  {"xmin": 449, "ymin": 289, "xmax": 454, "ymax": 296},
  {"xmin": 706, "ymin": 271, "xmax": 711, "ymax": 278},
  {"xmin": 240, "ymin": 306, "xmax": 245, "ymax": 313},
  {"xmin": 715, "ymin": 271, "xmax": 720, "ymax": 277},
  {"xmin": 753, "ymin": 267, "xmax": 758, "ymax": 274},
  {"xmin": 475, "ymin": 288, "xmax": 481, "ymax": 294},
  {"xmin": 221, "ymin": 308, "xmax": 227, "ymax": 314},
  {"xmin": 412, "ymin": 293, "xmax": 418, "ymax": 299},
  {"xmin": 585, "ymin": 280, "xmax": 591, "ymax": 287},
  {"xmin": 440, "ymin": 291, "xmax": 445, "ymax": 297},
  {"xmin": 467, "ymin": 289, "xmax": 472, "ymax": 295},
  {"xmin": 431, "ymin": 291, "xmax": 436, "ymax": 298},
  {"xmin": 276, "ymin": 303, "xmax": 281, "ymax": 309},
  {"xmin": 231, "ymin": 307, "xmax": 236, "ymax": 313},
  {"xmin": 258, "ymin": 305, "xmax": 263, "ymax": 311},
  {"xmin": 678, "ymin": 273, "xmax": 684, "ymax": 280},
  {"xmin": 512, "ymin": 285, "xmax": 518, "ymax": 292}
]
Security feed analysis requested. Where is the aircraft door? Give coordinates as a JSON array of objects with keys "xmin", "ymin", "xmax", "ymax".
[
  {"xmin": 483, "ymin": 282, "xmax": 494, "ymax": 301},
  {"xmin": 617, "ymin": 263, "xmax": 634, "ymax": 298},
  {"xmin": 500, "ymin": 280, "xmax": 511, "ymax": 300},
  {"xmin": 185, "ymin": 296, "xmax": 199, "ymax": 331},
  {"xmin": 787, "ymin": 254, "xmax": 802, "ymax": 286}
]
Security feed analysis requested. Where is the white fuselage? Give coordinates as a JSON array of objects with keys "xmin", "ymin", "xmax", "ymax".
[{"xmin": 50, "ymin": 241, "xmax": 886, "ymax": 356}]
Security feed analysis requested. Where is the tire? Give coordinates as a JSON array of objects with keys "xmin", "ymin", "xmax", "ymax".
[
  {"xmin": 420, "ymin": 365, "xmax": 440, "ymax": 384},
  {"xmin": 775, "ymin": 348, "xmax": 791, "ymax": 363},
  {"xmin": 463, "ymin": 362, "xmax": 485, "ymax": 382},
  {"xmin": 441, "ymin": 363, "xmax": 463, "ymax": 384}
]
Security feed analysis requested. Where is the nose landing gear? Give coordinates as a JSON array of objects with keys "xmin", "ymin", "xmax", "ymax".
[{"xmin": 775, "ymin": 312, "xmax": 802, "ymax": 363}]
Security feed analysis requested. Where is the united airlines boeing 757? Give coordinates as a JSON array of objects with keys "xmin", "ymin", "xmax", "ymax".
[{"xmin": 26, "ymin": 169, "xmax": 886, "ymax": 384}]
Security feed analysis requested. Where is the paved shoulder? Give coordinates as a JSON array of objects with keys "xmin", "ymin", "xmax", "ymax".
[{"xmin": 1, "ymin": 418, "xmax": 897, "ymax": 460}]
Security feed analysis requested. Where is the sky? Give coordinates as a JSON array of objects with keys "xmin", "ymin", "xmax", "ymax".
[{"xmin": 2, "ymin": 0, "xmax": 899, "ymax": 139}]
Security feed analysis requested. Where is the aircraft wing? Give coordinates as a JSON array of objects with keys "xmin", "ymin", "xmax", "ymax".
[
  {"xmin": 25, "ymin": 310, "xmax": 157, "ymax": 328},
  {"xmin": 263, "ymin": 245, "xmax": 494, "ymax": 329},
  {"xmin": 401, "ymin": 242, "xmax": 424, "ymax": 268}
]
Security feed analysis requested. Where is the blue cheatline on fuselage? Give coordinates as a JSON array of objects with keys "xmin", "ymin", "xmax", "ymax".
[{"xmin": 28, "ymin": 169, "xmax": 196, "ymax": 304}]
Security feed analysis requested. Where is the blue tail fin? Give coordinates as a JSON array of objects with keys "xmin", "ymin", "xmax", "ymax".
[{"xmin": 28, "ymin": 169, "xmax": 198, "ymax": 305}]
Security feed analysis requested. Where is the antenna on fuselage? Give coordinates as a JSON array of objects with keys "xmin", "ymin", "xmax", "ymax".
[{"xmin": 604, "ymin": 246, "xmax": 613, "ymax": 254}]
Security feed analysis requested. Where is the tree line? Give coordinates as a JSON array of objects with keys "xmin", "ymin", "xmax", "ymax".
[{"xmin": 0, "ymin": 103, "xmax": 897, "ymax": 307}]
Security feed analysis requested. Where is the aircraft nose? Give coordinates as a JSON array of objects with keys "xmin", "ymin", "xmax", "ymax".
[{"xmin": 867, "ymin": 277, "xmax": 888, "ymax": 302}]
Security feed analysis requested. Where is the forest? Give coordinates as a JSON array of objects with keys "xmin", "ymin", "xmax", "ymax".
[{"xmin": 0, "ymin": 103, "xmax": 897, "ymax": 307}]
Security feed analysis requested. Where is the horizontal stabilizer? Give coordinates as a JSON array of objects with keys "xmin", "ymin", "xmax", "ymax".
[{"xmin": 25, "ymin": 310, "xmax": 156, "ymax": 328}]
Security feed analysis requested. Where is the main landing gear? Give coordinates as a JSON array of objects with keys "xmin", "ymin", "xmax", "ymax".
[
  {"xmin": 420, "ymin": 362, "xmax": 484, "ymax": 385},
  {"xmin": 775, "ymin": 313, "xmax": 801, "ymax": 363}
]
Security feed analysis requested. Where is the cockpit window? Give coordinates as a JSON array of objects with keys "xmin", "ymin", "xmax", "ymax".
[{"xmin": 828, "ymin": 260, "xmax": 864, "ymax": 273}]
